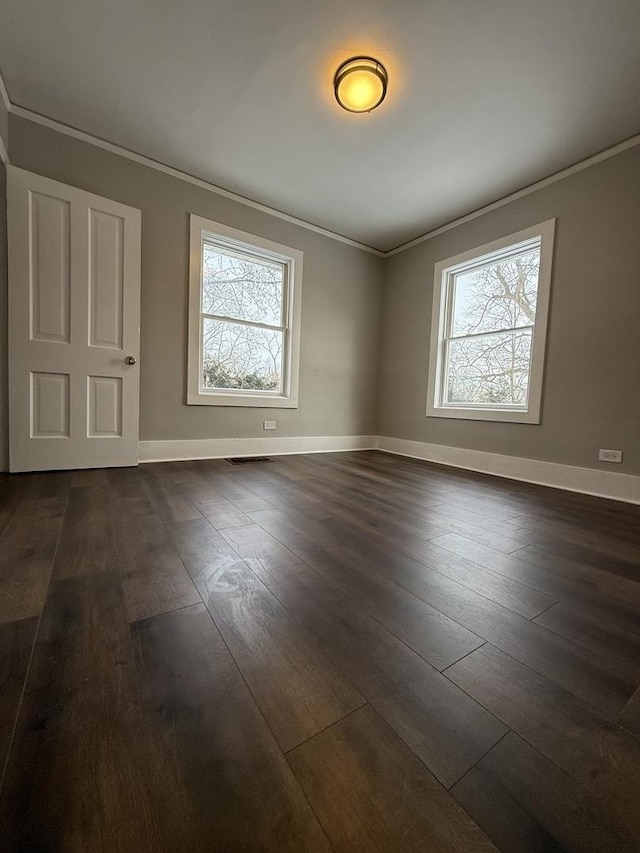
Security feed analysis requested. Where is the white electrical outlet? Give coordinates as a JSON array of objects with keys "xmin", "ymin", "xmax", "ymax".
[
  {"xmin": 599, "ymin": 449, "xmax": 623, "ymax": 463},
  {"xmin": 263, "ymin": 420, "xmax": 277, "ymax": 430}
]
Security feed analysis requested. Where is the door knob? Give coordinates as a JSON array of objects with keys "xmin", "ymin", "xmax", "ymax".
[{"xmin": 125, "ymin": 355, "xmax": 137, "ymax": 365}]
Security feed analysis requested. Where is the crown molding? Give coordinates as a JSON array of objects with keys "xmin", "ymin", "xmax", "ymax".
[
  {"xmin": 3, "ymin": 59, "xmax": 640, "ymax": 258},
  {"xmin": 0, "ymin": 66, "xmax": 10, "ymax": 114},
  {"xmin": 0, "ymin": 64, "xmax": 9, "ymax": 163},
  {"xmin": 386, "ymin": 132, "xmax": 640, "ymax": 256},
  {"xmin": 7, "ymin": 101, "xmax": 385, "ymax": 257}
]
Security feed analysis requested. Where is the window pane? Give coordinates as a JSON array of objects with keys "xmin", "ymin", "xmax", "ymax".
[
  {"xmin": 202, "ymin": 242, "xmax": 284, "ymax": 326},
  {"xmin": 445, "ymin": 328, "xmax": 533, "ymax": 406},
  {"xmin": 451, "ymin": 249, "xmax": 540, "ymax": 336},
  {"xmin": 202, "ymin": 318, "xmax": 283, "ymax": 392}
]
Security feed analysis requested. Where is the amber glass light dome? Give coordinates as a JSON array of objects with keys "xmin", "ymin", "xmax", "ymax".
[{"xmin": 334, "ymin": 57, "xmax": 388, "ymax": 113}]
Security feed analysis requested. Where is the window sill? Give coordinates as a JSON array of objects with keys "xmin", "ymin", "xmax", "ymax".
[
  {"xmin": 426, "ymin": 405, "xmax": 541, "ymax": 424},
  {"xmin": 187, "ymin": 390, "xmax": 299, "ymax": 408}
]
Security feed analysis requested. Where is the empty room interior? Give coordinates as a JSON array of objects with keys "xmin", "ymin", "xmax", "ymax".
[{"xmin": 1, "ymin": 1, "xmax": 640, "ymax": 850}]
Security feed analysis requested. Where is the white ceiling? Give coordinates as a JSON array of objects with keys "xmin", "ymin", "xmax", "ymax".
[{"xmin": 1, "ymin": 0, "xmax": 640, "ymax": 251}]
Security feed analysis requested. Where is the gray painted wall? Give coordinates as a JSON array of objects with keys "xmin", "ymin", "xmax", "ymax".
[
  {"xmin": 3, "ymin": 113, "xmax": 639, "ymax": 477},
  {"xmin": 8, "ymin": 114, "xmax": 383, "ymax": 452},
  {"xmin": 0, "ymin": 92, "xmax": 7, "ymax": 468},
  {"xmin": 378, "ymin": 146, "xmax": 640, "ymax": 475},
  {"xmin": 0, "ymin": 163, "xmax": 7, "ymax": 470}
]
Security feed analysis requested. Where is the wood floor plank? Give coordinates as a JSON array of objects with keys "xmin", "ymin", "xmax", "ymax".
[
  {"xmin": 287, "ymin": 704, "xmax": 498, "ymax": 853},
  {"xmin": 302, "ymin": 451, "xmax": 504, "ymax": 513},
  {"xmin": 228, "ymin": 467, "xmax": 334, "ymax": 523},
  {"xmin": 51, "ymin": 485, "xmax": 120, "ymax": 580},
  {"xmin": 300, "ymin": 470, "xmax": 444, "ymax": 519},
  {"xmin": 313, "ymin": 530, "xmax": 635, "ymax": 719},
  {"xmin": 197, "ymin": 501, "xmax": 251, "ymax": 530},
  {"xmin": 301, "ymin": 453, "xmax": 454, "ymax": 504},
  {"xmin": 112, "ymin": 500, "xmax": 200, "ymax": 622},
  {"xmin": 139, "ymin": 464, "xmax": 203, "ymax": 524},
  {"xmin": 278, "ymin": 511, "xmax": 635, "ymax": 718},
  {"xmin": 221, "ymin": 523, "xmax": 507, "ymax": 787},
  {"xmin": 267, "ymin": 457, "xmax": 316, "ymax": 482},
  {"xmin": 282, "ymin": 452, "xmax": 442, "ymax": 505},
  {"xmin": 522, "ymin": 535, "xmax": 640, "ymax": 577},
  {"xmin": 446, "ymin": 643, "xmax": 640, "ymax": 840},
  {"xmin": 154, "ymin": 462, "xmax": 266, "ymax": 518},
  {"xmin": 193, "ymin": 465, "xmax": 274, "ymax": 513},
  {"xmin": 431, "ymin": 529, "xmax": 640, "ymax": 638},
  {"xmin": 245, "ymin": 509, "xmax": 485, "ymax": 671},
  {"xmin": 0, "ymin": 571, "xmax": 160, "ymax": 852},
  {"xmin": 534, "ymin": 600, "xmax": 640, "ymax": 682},
  {"xmin": 619, "ymin": 688, "xmax": 640, "ymax": 737},
  {"xmin": 290, "ymin": 475, "xmax": 449, "ymax": 539},
  {"xmin": 420, "ymin": 503, "xmax": 521, "ymax": 535},
  {"xmin": 436, "ymin": 533, "xmax": 640, "ymax": 609},
  {"xmin": 70, "ymin": 468, "xmax": 109, "ymax": 489},
  {"xmin": 0, "ymin": 497, "xmax": 66, "ymax": 625},
  {"xmin": 0, "ymin": 617, "xmax": 38, "ymax": 774},
  {"xmin": 504, "ymin": 497, "xmax": 640, "ymax": 546},
  {"xmin": 324, "ymin": 516, "xmax": 556, "ymax": 619},
  {"xmin": 428, "ymin": 491, "xmax": 528, "ymax": 522},
  {"xmin": 170, "ymin": 518, "xmax": 365, "ymax": 751},
  {"xmin": 174, "ymin": 474, "xmax": 234, "ymax": 506},
  {"xmin": 22, "ymin": 471, "xmax": 73, "ymax": 500},
  {"xmin": 428, "ymin": 524, "xmax": 530, "ymax": 555},
  {"xmin": 133, "ymin": 604, "xmax": 333, "ymax": 852},
  {"xmin": 0, "ymin": 477, "xmax": 27, "ymax": 540},
  {"xmin": 2, "ymin": 575, "xmax": 331, "ymax": 852},
  {"xmin": 513, "ymin": 541, "xmax": 640, "ymax": 595},
  {"xmin": 451, "ymin": 733, "xmax": 638, "ymax": 853},
  {"xmin": 105, "ymin": 465, "xmax": 149, "ymax": 500},
  {"xmin": 505, "ymin": 520, "xmax": 640, "ymax": 565}
]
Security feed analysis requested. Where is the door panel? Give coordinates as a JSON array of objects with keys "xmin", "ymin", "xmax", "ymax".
[
  {"xmin": 88, "ymin": 376, "xmax": 123, "ymax": 437},
  {"xmin": 88, "ymin": 208, "xmax": 124, "ymax": 349},
  {"xmin": 31, "ymin": 372, "xmax": 70, "ymax": 438},
  {"xmin": 9, "ymin": 167, "xmax": 141, "ymax": 472},
  {"xmin": 30, "ymin": 193, "xmax": 71, "ymax": 344}
]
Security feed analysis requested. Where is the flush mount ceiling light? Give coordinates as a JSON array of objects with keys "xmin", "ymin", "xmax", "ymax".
[{"xmin": 334, "ymin": 56, "xmax": 388, "ymax": 113}]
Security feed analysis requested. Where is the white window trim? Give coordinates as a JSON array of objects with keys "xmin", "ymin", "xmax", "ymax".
[
  {"xmin": 426, "ymin": 219, "xmax": 556, "ymax": 424},
  {"xmin": 187, "ymin": 215, "xmax": 303, "ymax": 408}
]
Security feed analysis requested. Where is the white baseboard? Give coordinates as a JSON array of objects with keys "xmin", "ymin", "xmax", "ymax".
[
  {"xmin": 137, "ymin": 433, "xmax": 640, "ymax": 504},
  {"xmin": 376, "ymin": 436, "xmax": 640, "ymax": 505},
  {"xmin": 138, "ymin": 434, "xmax": 376, "ymax": 463}
]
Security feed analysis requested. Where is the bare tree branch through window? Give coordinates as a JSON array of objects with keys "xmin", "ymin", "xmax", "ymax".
[
  {"xmin": 201, "ymin": 243, "xmax": 285, "ymax": 392},
  {"xmin": 445, "ymin": 248, "xmax": 540, "ymax": 405}
]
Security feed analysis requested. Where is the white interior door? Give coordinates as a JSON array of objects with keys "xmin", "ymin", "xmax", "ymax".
[{"xmin": 8, "ymin": 167, "xmax": 141, "ymax": 472}]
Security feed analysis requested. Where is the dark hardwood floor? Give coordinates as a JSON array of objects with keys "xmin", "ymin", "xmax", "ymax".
[{"xmin": 0, "ymin": 451, "xmax": 639, "ymax": 852}]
